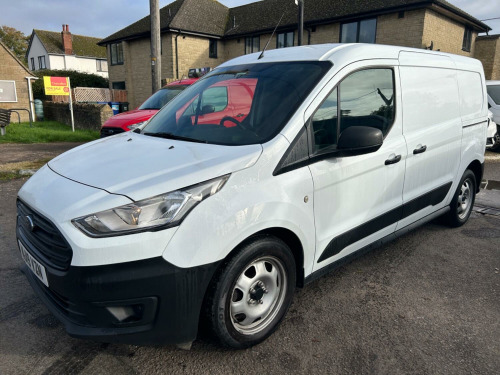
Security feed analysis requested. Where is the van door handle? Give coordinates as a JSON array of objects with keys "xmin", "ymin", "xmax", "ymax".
[
  {"xmin": 385, "ymin": 154, "xmax": 401, "ymax": 165},
  {"xmin": 413, "ymin": 145, "xmax": 427, "ymax": 154}
]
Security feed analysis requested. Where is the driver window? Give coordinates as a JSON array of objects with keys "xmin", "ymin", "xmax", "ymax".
[
  {"xmin": 311, "ymin": 68, "xmax": 394, "ymax": 153},
  {"xmin": 339, "ymin": 69, "xmax": 394, "ymax": 135}
]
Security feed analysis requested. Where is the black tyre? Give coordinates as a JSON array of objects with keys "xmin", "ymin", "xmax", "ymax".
[
  {"xmin": 489, "ymin": 137, "xmax": 500, "ymax": 152},
  {"xmin": 447, "ymin": 169, "xmax": 476, "ymax": 227},
  {"xmin": 204, "ymin": 235, "xmax": 296, "ymax": 348}
]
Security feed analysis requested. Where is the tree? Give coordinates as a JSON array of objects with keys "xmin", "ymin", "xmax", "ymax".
[{"xmin": 0, "ymin": 25, "xmax": 28, "ymax": 62}]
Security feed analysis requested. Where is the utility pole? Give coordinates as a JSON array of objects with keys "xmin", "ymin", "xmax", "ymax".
[
  {"xmin": 150, "ymin": 0, "xmax": 161, "ymax": 93},
  {"xmin": 296, "ymin": 0, "xmax": 304, "ymax": 46}
]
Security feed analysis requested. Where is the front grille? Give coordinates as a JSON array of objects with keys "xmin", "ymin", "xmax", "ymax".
[
  {"xmin": 17, "ymin": 200, "xmax": 73, "ymax": 271},
  {"xmin": 100, "ymin": 127, "xmax": 125, "ymax": 138}
]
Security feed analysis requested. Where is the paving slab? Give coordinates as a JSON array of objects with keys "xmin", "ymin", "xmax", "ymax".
[{"xmin": 0, "ymin": 143, "xmax": 85, "ymax": 165}]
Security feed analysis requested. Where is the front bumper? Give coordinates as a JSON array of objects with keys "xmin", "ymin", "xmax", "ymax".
[{"xmin": 19, "ymin": 238, "xmax": 220, "ymax": 345}]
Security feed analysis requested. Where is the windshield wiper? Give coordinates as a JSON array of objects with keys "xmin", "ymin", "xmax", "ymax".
[{"xmin": 143, "ymin": 132, "xmax": 207, "ymax": 144}]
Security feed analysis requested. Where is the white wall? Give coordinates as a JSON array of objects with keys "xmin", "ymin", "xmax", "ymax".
[
  {"xmin": 27, "ymin": 34, "xmax": 49, "ymax": 71},
  {"xmin": 49, "ymin": 54, "xmax": 65, "ymax": 70},
  {"xmin": 47, "ymin": 55, "xmax": 108, "ymax": 78}
]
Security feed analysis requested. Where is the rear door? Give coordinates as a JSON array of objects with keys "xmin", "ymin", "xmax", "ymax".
[
  {"xmin": 307, "ymin": 62, "xmax": 407, "ymax": 271},
  {"xmin": 397, "ymin": 52, "xmax": 462, "ymax": 229}
]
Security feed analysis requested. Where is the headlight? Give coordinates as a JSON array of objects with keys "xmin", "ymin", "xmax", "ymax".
[
  {"xmin": 127, "ymin": 121, "xmax": 146, "ymax": 130},
  {"xmin": 73, "ymin": 175, "xmax": 229, "ymax": 237}
]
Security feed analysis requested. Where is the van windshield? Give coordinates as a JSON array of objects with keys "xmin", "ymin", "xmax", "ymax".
[
  {"xmin": 487, "ymin": 84, "xmax": 500, "ymax": 105},
  {"xmin": 142, "ymin": 61, "xmax": 332, "ymax": 145}
]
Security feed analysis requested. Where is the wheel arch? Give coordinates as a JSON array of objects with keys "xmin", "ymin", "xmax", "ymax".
[
  {"xmin": 208, "ymin": 227, "xmax": 306, "ymax": 291},
  {"xmin": 252, "ymin": 227, "xmax": 305, "ymax": 287},
  {"xmin": 466, "ymin": 159, "xmax": 483, "ymax": 192}
]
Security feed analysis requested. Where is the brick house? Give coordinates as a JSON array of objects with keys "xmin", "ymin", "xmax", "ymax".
[
  {"xmin": 475, "ymin": 34, "xmax": 500, "ymax": 80},
  {"xmin": 0, "ymin": 41, "xmax": 36, "ymax": 122},
  {"xmin": 98, "ymin": 0, "xmax": 492, "ymax": 108},
  {"xmin": 27, "ymin": 25, "xmax": 108, "ymax": 78}
]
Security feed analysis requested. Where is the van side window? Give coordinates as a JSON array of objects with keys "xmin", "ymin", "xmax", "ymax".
[
  {"xmin": 311, "ymin": 68, "xmax": 395, "ymax": 153},
  {"xmin": 339, "ymin": 69, "xmax": 394, "ymax": 135}
]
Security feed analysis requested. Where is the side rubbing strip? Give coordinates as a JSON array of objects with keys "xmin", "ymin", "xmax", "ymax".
[
  {"xmin": 317, "ymin": 181, "xmax": 453, "ymax": 263},
  {"xmin": 401, "ymin": 182, "xmax": 452, "ymax": 218},
  {"xmin": 463, "ymin": 121, "xmax": 486, "ymax": 128}
]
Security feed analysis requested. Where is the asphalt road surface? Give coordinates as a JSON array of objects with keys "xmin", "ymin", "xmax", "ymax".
[{"xmin": 0, "ymin": 164, "xmax": 499, "ymax": 375}]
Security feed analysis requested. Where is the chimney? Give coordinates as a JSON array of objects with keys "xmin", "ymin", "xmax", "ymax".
[{"xmin": 61, "ymin": 24, "xmax": 73, "ymax": 55}]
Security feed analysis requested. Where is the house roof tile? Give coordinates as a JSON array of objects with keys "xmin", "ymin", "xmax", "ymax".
[
  {"xmin": 34, "ymin": 29, "xmax": 106, "ymax": 58},
  {"xmin": 225, "ymin": 0, "xmax": 490, "ymax": 37},
  {"xmin": 98, "ymin": 0, "xmax": 490, "ymax": 44},
  {"xmin": 98, "ymin": 0, "xmax": 229, "ymax": 45}
]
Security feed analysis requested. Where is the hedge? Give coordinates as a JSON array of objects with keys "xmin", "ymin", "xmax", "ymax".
[{"xmin": 32, "ymin": 69, "xmax": 109, "ymax": 100}]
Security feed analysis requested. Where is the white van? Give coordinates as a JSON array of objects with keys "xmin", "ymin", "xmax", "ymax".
[
  {"xmin": 486, "ymin": 81, "xmax": 500, "ymax": 150},
  {"xmin": 17, "ymin": 44, "xmax": 487, "ymax": 349}
]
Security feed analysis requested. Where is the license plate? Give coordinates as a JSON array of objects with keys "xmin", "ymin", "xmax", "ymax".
[{"xmin": 19, "ymin": 240, "xmax": 49, "ymax": 287}]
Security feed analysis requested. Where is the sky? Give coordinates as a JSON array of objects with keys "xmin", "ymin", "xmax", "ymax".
[{"xmin": 4, "ymin": 0, "xmax": 500, "ymax": 39}]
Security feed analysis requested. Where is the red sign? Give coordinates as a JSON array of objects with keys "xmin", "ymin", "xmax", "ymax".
[{"xmin": 50, "ymin": 77, "xmax": 69, "ymax": 86}]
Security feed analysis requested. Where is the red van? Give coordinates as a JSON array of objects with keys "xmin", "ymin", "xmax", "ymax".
[
  {"xmin": 100, "ymin": 78, "xmax": 198, "ymax": 138},
  {"xmin": 175, "ymin": 78, "xmax": 257, "ymax": 127}
]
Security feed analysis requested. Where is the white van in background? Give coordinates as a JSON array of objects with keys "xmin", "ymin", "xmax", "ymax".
[
  {"xmin": 486, "ymin": 81, "xmax": 500, "ymax": 151},
  {"xmin": 16, "ymin": 44, "xmax": 487, "ymax": 349}
]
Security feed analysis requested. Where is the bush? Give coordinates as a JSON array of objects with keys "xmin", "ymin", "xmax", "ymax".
[{"xmin": 32, "ymin": 70, "xmax": 109, "ymax": 100}]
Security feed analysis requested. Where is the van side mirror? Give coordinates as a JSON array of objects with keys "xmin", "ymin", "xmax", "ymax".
[
  {"xmin": 337, "ymin": 126, "xmax": 383, "ymax": 156},
  {"xmin": 200, "ymin": 104, "xmax": 215, "ymax": 115}
]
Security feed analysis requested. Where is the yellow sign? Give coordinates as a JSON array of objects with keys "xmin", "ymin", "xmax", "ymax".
[{"xmin": 43, "ymin": 76, "xmax": 70, "ymax": 96}]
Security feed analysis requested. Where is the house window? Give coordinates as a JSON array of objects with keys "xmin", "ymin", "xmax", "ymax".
[
  {"xmin": 462, "ymin": 27, "xmax": 472, "ymax": 52},
  {"xmin": 37, "ymin": 56, "xmax": 46, "ymax": 69},
  {"xmin": 0, "ymin": 80, "xmax": 17, "ymax": 102},
  {"xmin": 340, "ymin": 18, "xmax": 377, "ymax": 43},
  {"xmin": 96, "ymin": 59, "xmax": 108, "ymax": 72},
  {"xmin": 209, "ymin": 39, "xmax": 218, "ymax": 58},
  {"xmin": 245, "ymin": 36, "xmax": 260, "ymax": 54},
  {"xmin": 30, "ymin": 58, "xmax": 35, "ymax": 71},
  {"xmin": 110, "ymin": 42, "xmax": 124, "ymax": 65},
  {"xmin": 277, "ymin": 31, "xmax": 294, "ymax": 48},
  {"xmin": 112, "ymin": 81, "xmax": 126, "ymax": 90}
]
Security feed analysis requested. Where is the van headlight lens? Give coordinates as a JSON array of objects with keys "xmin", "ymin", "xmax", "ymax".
[{"xmin": 73, "ymin": 175, "xmax": 229, "ymax": 237}]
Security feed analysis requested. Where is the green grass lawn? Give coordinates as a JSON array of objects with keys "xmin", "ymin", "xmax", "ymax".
[{"xmin": 0, "ymin": 121, "xmax": 99, "ymax": 143}]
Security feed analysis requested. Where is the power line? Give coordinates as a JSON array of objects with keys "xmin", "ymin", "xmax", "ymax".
[{"xmin": 479, "ymin": 17, "xmax": 500, "ymax": 21}]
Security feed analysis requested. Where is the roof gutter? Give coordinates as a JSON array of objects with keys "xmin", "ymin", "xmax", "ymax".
[
  {"xmin": 45, "ymin": 52, "xmax": 106, "ymax": 59},
  {"xmin": 99, "ymin": 28, "xmax": 222, "ymax": 46},
  {"xmin": 167, "ymin": 28, "xmax": 222, "ymax": 39},
  {"xmin": 430, "ymin": 1, "xmax": 491, "ymax": 31}
]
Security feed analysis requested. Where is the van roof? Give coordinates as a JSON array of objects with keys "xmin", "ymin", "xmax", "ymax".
[{"xmin": 218, "ymin": 43, "xmax": 482, "ymax": 72}]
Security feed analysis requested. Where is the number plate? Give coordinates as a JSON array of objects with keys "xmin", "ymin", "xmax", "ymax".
[{"xmin": 19, "ymin": 240, "xmax": 49, "ymax": 287}]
